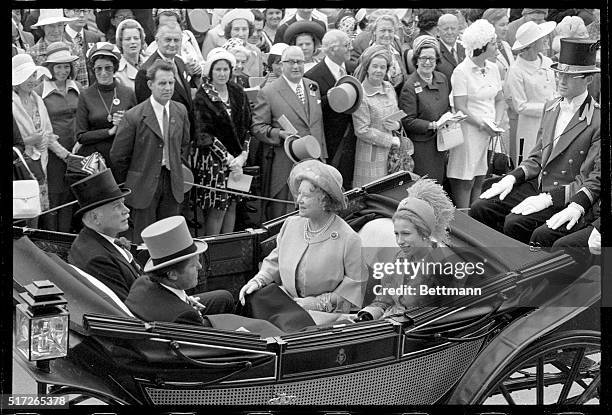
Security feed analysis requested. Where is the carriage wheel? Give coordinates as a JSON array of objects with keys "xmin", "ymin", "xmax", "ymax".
[{"xmin": 477, "ymin": 330, "xmax": 600, "ymax": 405}]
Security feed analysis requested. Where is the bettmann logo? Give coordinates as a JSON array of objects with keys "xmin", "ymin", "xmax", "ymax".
[{"xmin": 335, "ymin": 348, "xmax": 347, "ymax": 365}]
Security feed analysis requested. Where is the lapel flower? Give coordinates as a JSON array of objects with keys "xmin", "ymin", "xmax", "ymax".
[
  {"xmin": 309, "ymin": 83, "xmax": 318, "ymax": 92},
  {"xmin": 414, "ymin": 81, "xmax": 420, "ymax": 87}
]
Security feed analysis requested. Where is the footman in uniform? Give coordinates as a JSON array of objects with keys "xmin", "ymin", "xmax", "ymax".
[{"xmin": 471, "ymin": 38, "xmax": 600, "ymax": 244}]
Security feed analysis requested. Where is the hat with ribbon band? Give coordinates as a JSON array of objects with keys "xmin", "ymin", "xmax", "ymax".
[
  {"xmin": 142, "ymin": 216, "xmax": 208, "ymax": 273},
  {"xmin": 550, "ymin": 37, "xmax": 600, "ymax": 74}
]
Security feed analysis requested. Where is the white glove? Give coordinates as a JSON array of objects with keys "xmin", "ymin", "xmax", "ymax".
[
  {"xmin": 238, "ymin": 279, "xmax": 261, "ymax": 305},
  {"xmin": 229, "ymin": 151, "xmax": 247, "ymax": 170},
  {"xmin": 511, "ymin": 193, "xmax": 553, "ymax": 216},
  {"xmin": 390, "ymin": 134, "xmax": 400, "ymax": 147},
  {"xmin": 588, "ymin": 227, "xmax": 601, "ymax": 255},
  {"xmin": 293, "ymin": 296, "xmax": 320, "ymax": 311},
  {"xmin": 546, "ymin": 202, "xmax": 584, "ymax": 230},
  {"xmin": 480, "ymin": 175, "xmax": 516, "ymax": 200}
]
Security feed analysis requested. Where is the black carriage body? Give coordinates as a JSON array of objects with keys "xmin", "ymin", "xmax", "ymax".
[{"xmin": 12, "ymin": 172, "xmax": 601, "ymax": 405}]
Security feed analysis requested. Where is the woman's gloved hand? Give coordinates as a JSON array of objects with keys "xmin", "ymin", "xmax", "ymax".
[{"xmin": 239, "ymin": 279, "xmax": 261, "ymax": 305}]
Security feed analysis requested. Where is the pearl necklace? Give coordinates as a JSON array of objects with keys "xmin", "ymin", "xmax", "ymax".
[{"xmin": 304, "ymin": 215, "xmax": 335, "ymax": 242}]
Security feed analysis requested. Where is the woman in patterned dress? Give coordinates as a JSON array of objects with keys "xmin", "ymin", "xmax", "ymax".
[
  {"xmin": 193, "ymin": 48, "xmax": 252, "ymax": 235},
  {"xmin": 351, "ymin": 45, "xmax": 402, "ymax": 188}
]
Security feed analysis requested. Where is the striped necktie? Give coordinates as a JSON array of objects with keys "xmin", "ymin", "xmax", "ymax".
[{"xmin": 295, "ymin": 83, "xmax": 305, "ymax": 105}]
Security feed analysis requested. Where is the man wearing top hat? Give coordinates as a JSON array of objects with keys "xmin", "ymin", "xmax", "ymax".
[
  {"xmin": 68, "ymin": 169, "xmax": 140, "ymax": 302},
  {"xmin": 251, "ymin": 45, "xmax": 327, "ymax": 220},
  {"xmin": 125, "ymin": 216, "xmax": 235, "ymax": 326},
  {"xmin": 305, "ymin": 29, "xmax": 362, "ymax": 187},
  {"xmin": 111, "ymin": 60, "xmax": 190, "ymax": 244},
  {"xmin": 471, "ymin": 38, "xmax": 600, "ymax": 245}
]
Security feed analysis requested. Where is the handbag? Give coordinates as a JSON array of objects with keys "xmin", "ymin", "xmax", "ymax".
[
  {"xmin": 487, "ymin": 134, "xmax": 514, "ymax": 176},
  {"xmin": 436, "ymin": 121, "xmax": 464, "ymax": 151},
  {"xmin": 387, "ymin": 126, "xmax": 415, "ymax": 174},
  {"xmin": 13, "ymin": 147, "xmax": 41, "ymax": 219}
]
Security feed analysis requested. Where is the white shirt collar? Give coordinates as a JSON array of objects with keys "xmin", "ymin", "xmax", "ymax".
[
  {"xmin": 95, "ymin": 230, "xmax": 133, "ymax": 263},
  {"xmin": 282, "ymin": 75, "xmax": 304, "ymax": 93},
  {"xmin": 157, "ymin": 49, "xmax": 175, "ymax": 63},
  {"xmin": 65, "ymin": 25, "xmax": 83, "ymax": 40},
  {"xmin": 150, "ymin": 95, "xmax": 170, "ymax": 112},
  {"xmin": 562, "ymin": 89, "xmax": 588, "ymax": 110},
  {"xmin": 324, "ymin": 56, "xmax": 345, "ymax": 81},
  {"xmin": 40, "ymin": 79, "xmax": 80, "ymax": 99},
  {"xmin": 440, "ymin": 39, "xmax": 457, "ymax": 52},
  {"xmin": 159, "ymin": 283, "xmax": 188, "ymax": 303}
]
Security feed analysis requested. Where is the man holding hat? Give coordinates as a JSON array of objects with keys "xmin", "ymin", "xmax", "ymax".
[
  {"xmin": 472, "ymin": 37, "xmax": 600, "ymax": 245},
  {"xmin": 111, "ymin": 60, "xmax": 191, "ymax": 244},
  {"xmin": 305, "ymin": 29, "xmax": 361, "ymax": 187},
  {"xmin": 251, "ymin": 45, "xmax": 327, "ymax": 220},
  {"xmin": 125, "ymin": 216, "xmax": 234, "ymax": 326},
  {"xmin": 68, "ymin": 169, "xmax": 139, "ymax": 302}
]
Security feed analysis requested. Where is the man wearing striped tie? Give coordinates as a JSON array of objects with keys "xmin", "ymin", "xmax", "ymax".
[
  {"xmin": 252, "ymin": 45, "xmax": 327, "ymax": 220},
  {"xmin": 111, "ymin": 60, "xmax": 190, "ymax": 244}
]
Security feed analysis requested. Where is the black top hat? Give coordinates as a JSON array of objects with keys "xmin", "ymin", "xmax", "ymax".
[
  {"xmin": 71, "ymin": 169, "xmax": 131, "ymax": 216},
  {"xmin": 550, "ymin": 38, "xmax": 600, "ymax": 74}
]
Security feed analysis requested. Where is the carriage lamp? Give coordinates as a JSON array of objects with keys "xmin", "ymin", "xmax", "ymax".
[{"xmin": 15, "ymin": 280, "xmax": 69, "ymax": 368}]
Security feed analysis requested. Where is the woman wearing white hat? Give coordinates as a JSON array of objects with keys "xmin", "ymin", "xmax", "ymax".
[
  {"xmin": 503, "ymin": 20, "xmax": 556, "ymax": 160},
  {"xmin": 261, "ymin": 42, "xmax": 289, "ymax": 88},
  {"xmin": 12, "ymin": 53, "xmax": 75, "ymax": 229},
  {"xmin": 447, "ymin": 19, "xmax": 504, "ymax": 208},
  {"xmin": 27, "ymin": 9, "xmax": 78, "ymax": 66},
  {"xmin": 193, "ymin": 48, "xmax": 252, "ymax": 236},
  {"xmin": 34, "ymin": 42, "xmax": 82, "ymax": 232}
]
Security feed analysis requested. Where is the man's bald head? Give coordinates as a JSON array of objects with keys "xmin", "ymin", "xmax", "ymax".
[
  {"xmin": 281, "ymin": 46, "xmax": 305, "ymax": 83},
  {"xmin": 437, "ymin": 14, "xmax": 459, "ymax": 45},
  {"xmin": 322, "ymin": 29, "xmax": 350, "ymax": 64},
  {"xmin": 281, "ymin": 45, "xmax": 304, "ymax": 61}
]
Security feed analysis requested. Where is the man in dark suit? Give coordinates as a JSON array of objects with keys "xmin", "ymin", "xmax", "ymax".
[
  {"xmin": 63, "ymin": 8, "xmax": 101, "ymax": 87},
  {"xmin": 111, "ymin": 60, "xmax": 190, "ymax": 243},
  {"xmin": 69, "ymin": 169, "xmax": 139, "ymax": 302},
  {"xmin": 274, "ymin": 9, "xmax": 326, "ymax": 45},
  {"xmin": 125, "ymin": 216, "xmax": 234, "ymax": 326},
  {"xmin": 251, "ymin": 46, "xmax": 327, "ymax": 220},
  {"xmin": 305, "ymin": 29, "xmax": 356, "ymax": 186},
  {"xmin": 134, "ymin": 22, "xmax": 199, "ymax": 122},
  {"xmin": 436, "ymin": 13, "xmax": 465, "ymax": 83},
  {"xmin": 471, "ymin": 38, "xmax": 600, "ymax": 244}
]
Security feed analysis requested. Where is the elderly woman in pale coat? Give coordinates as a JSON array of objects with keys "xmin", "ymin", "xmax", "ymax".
[
  {"xmin": 504, "ymin": 20, "xmax": 556, "ymax": 159},
  {"xmin": 239, "ymin": 160, "xmax": 368, "ymax": 317},
  {"xmin": 351, "ymin": 45, "xmax": 402, "ymax": 188}
]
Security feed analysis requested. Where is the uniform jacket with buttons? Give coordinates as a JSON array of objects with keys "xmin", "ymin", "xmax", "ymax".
[
  {"xmin": 510, "ymin": 95, "xmax": 600, "ymax": 211},
  {"xmin": 110, "ymin": 99, "xmax": 190, "ymax": 209}
]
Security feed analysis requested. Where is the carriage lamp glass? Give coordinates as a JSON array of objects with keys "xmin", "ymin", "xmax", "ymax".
[{"xmin": 15, "ymin": 280, "xmax": 69, "ymax": 362}]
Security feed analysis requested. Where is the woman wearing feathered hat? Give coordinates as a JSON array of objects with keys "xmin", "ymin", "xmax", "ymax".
[
  {"xmin": 357, "ymin": 178, "xmax": 459, "ymax": 320},
  {"xmin": 239, "ymin": 160, "xmax": 368, "ymax": 317}
]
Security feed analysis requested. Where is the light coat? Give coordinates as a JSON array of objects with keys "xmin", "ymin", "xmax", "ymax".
[{"xmin": 255, "ymin": 215, "xmax": 368, "ymax": 309}]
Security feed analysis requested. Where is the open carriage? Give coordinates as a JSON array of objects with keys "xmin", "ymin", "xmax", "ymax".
[{"xmin": 12, "ymin": 171, "xmax": 600, "ymax": 406}]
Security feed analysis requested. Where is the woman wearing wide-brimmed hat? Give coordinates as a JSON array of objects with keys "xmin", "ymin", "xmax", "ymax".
[
  {"xmin": 192, "ymin": 48, "xmax": 252, "ymax": 236},
  {"xmin": 75, "ymin": 42, "xmax": 136, "ymax": 172},
  {"xmin": 283, "ymin": 20, "xmax": 326, "ymax": 72},
  {"xmin": 239, "ymin": 160, "xmax": 368, "ymax": 318},
  {"xmin": 504, "ymin": 20, "xmax": 557, "ymax": 160},
  {"xmin": 12, "ymin": 53, "xmax": 76, "ymax": 229},
  {"xmin": 33, "ymin": 42, "xmax": 82, "ymax": 231}
]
